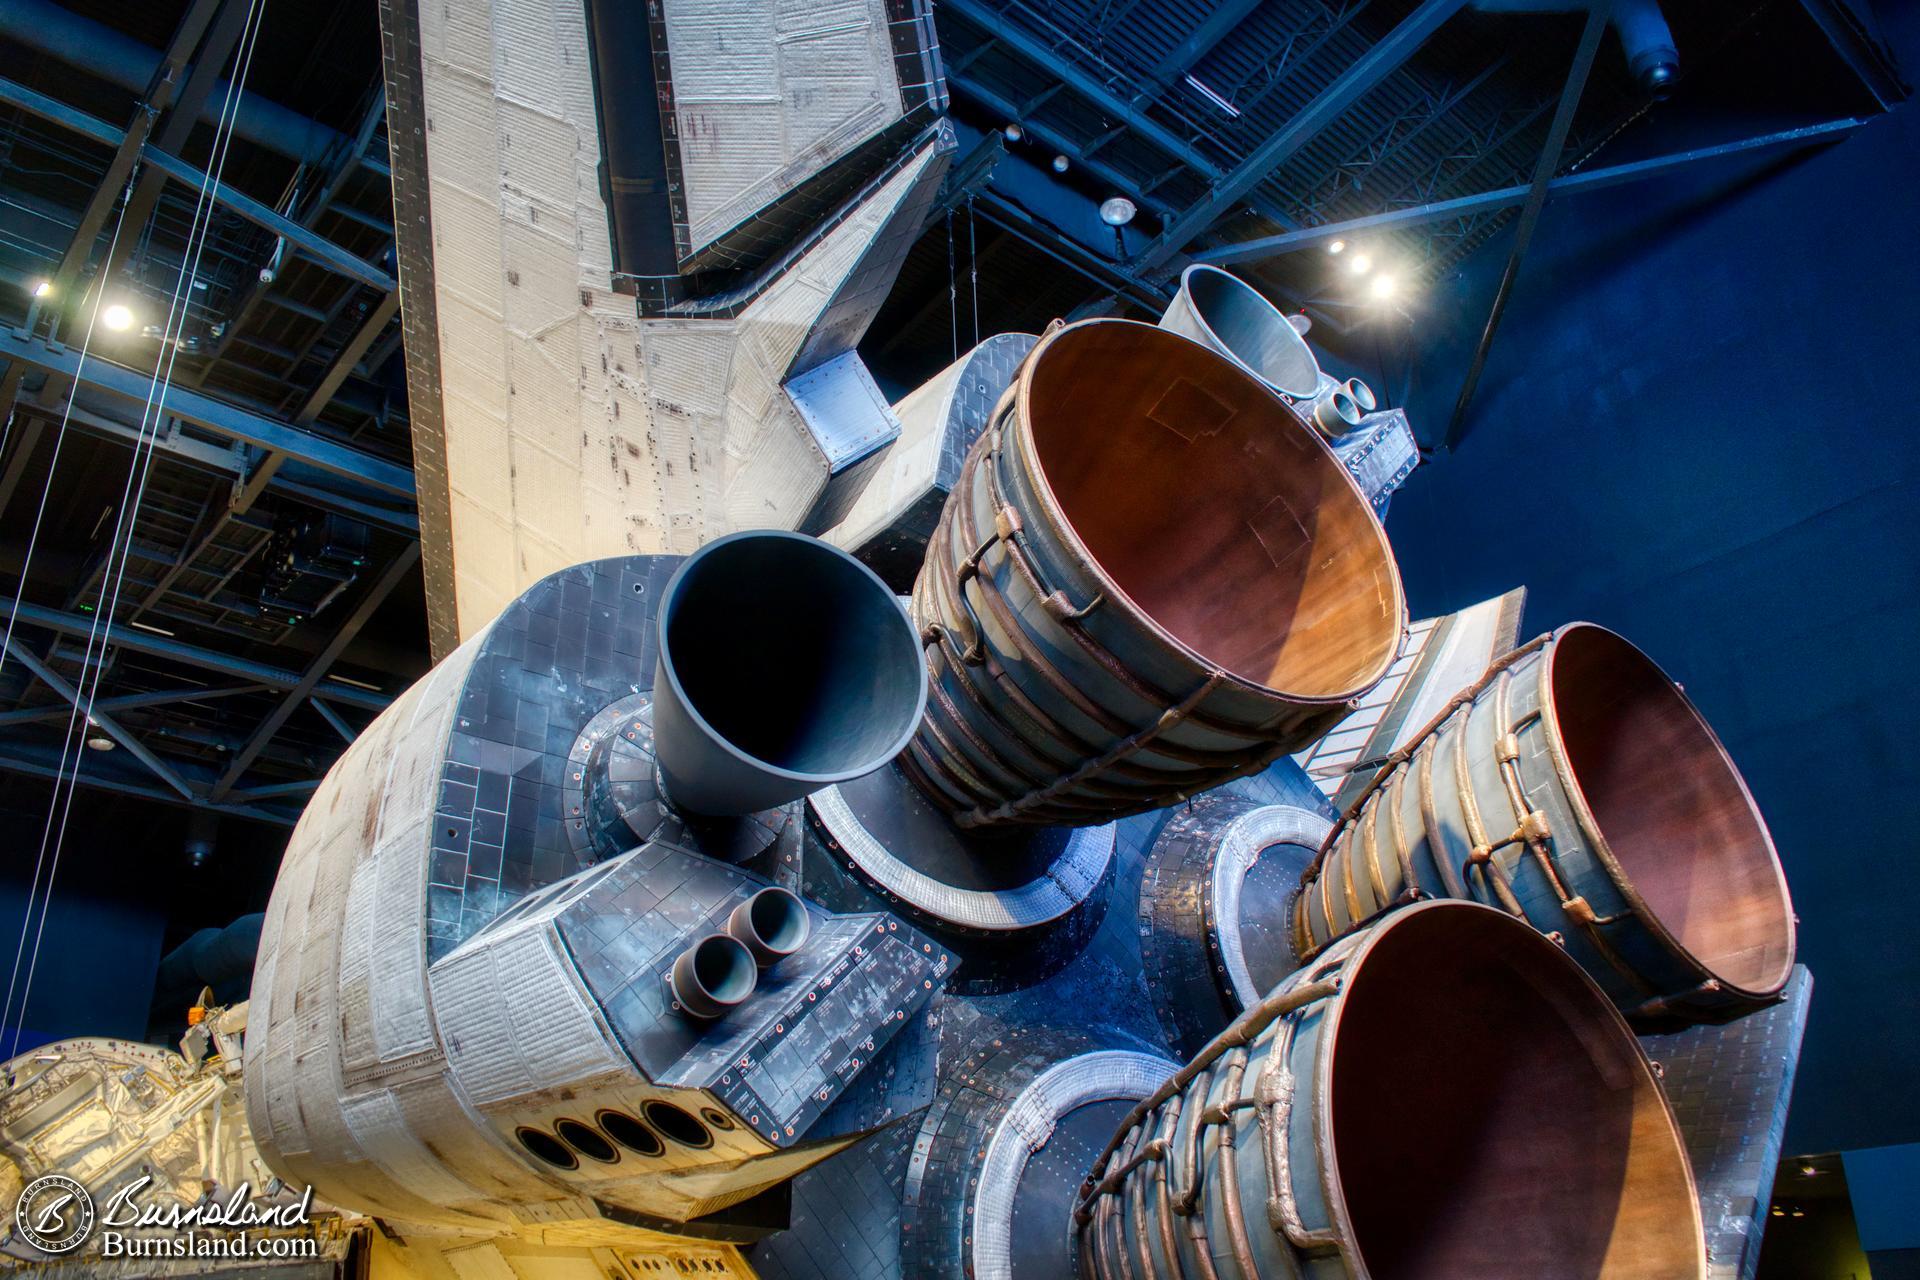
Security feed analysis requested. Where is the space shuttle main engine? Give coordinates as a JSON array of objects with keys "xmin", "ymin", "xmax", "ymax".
[
  {"xmin": 1157, "ymin": 265, "xmax": 1370, "ymax": 439},
  {"xmin": 904, "ymin": 319, "xmax": 1407, "ymax": 829},
  {"xmin": 244, "ymin": 532, "xmax": 952, "ymax": 1239},
  {"xmin": 1292, "ymin": 623, "xmax": 1796, "ymax": 1026},
  {"xmin": 1075, "ymin": 900, "xmax": 1707, "ymax": 1280}
]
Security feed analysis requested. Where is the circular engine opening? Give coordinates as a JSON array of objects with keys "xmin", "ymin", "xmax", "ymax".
[
  {"xmin": 660, "ymin": 532, "xmax": 926, "ymax": 781},
  {"xmin": 515, "ymin": 1126, "xmax": 578, "ymax": 1171},
  {"xmin": 682, "ymin": 933, "xmax": 756, "ymax": 1008},
  {"xmin": 597, "ymin": 1109, "xmax": 664, "ymax": 1157},
  {"xmin": 1026, "ymin": 321, "xmax": 1402, "ymax": 699},
  {"xmin": 644, "ymin": 1101, "xmax": 713, "ymax": 1149},
  {"xmin": 742, "ymin": 887, "xmax": 808, "ymax": 955},
  {"xmin": 1177, "ymin": 265, "xmax": 1320, "ymax": 397},
  {"xmin": 1548, "ymin": 624, "xmax": 1794, "ymax": 996},
  {"xmin": 555, "ymin": 1117, "xmax": 619, "ymax": 1164},
  {"xmin": 1329, "ymin": 903, "xmax": 1700, "ymax": 1278}
]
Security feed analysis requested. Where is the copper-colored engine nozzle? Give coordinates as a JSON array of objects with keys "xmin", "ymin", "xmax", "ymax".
[
  {"xmin": 905, "ymin": 318, "xmax": 1405, "ymax": 828},
  {"xmin": 1547, "ymin": 624, "xmax": 1796, "ymax": 1001},
  {"xmin": 1327, "ymin": 903, "xmax": 1704, "ymax": 1278}
]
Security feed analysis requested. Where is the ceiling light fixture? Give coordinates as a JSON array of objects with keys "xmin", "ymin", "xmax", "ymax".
[
  {"xmin": 1349, "ymin": 253, "xmax": 1372, "ymax": 275},
  {"xmin": 1099, "ymin": 196, "xmax": 1137, "ymax": 256},
  {"xmin": 102, "ymin": 302, "xmax": 134, "ymax": 331},
  {"xmin": 1182, "ymin": 74, "xmax": 1241, "ymax": 118},
  {"xmin": 1327, "ymin": 240, "xmax": 1346, "ymax": 255}
]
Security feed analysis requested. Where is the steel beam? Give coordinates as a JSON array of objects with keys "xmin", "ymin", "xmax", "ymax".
[
  {"xmin": 938, "ymin": 1, "xmax": 1303, "ymax": 233},
  {"xmin": 0, "ymin": 405, "xmax": 42, "ymax": 517},
  {"xmin": 921, "ymin": 131, "xmax": 1006, "ymax": 232},
  {"xmin": 1223, "ymin": 0, "xmax": 1372, "ymax": 122},
  {"xmin": 1194, "ymin": 117, "xmax": 1869, "ymax": 265},
  {"xmin": 939, "ymin": 0, "xmax": 1225, "ymax": 180},
  {"xmin": 1444, "ymin": 3, "xmax": 1609, "ymax": 450},
  {"xmin": 0, "ymin": 77, "xmax": 397, "ymax": 293},
  {"xmin": 308, "ymin": 696, "xmax": 355, "ymax": 743},
  {"xmin": 0, "ymin": 682, "xmax": 261, "ymax": 727},
  {"xmin": 295, "ymin": 292, "xmax": 401, "ymax": 426},
  {"xmin": 972, "ymin": 195, "xmax": 1172, "ymax": 313},
  {"xmin": 0, "ymin": 742, "xmax": 300, "ymax": 824},
  {"xmin": 209, "ymin": 541, "xmax": 418, "ymax": 799},
  {"xmin": 1, "ymin": 390, "xmax": 415, "ymax": 534},
  {"xmin": 0, "ymin": 0, "xmax": 345, "ymax": 164},
  {"xmin": 204, "ymin": 88, "xmax": 390, "ymax": 370},
  {"xmin": 228, "ymin": 778, "xmax": 321, "ymax": 800},
  {"xmin": 0, "ymin": 75, "xmax": 120, "ymax": 147},
  {"xmin": 1132, "ymin": 0, "xmax": 1469, "ymax": 273},
  {"xmin": 0, "ymin": 327, "xmax": 414, "ymax": 497},
  {"xmin": 1797, "ymin": 0, "xmax": 1908, "ymax": 110},
  {"xmin": 1, "ymin": 636, "xmax": 194, "ymax": 798},
  {"xmin": 98, "ymin": 0, "xmax": 252, "ymax": 317},
  {"xmin": 43, "ymin": 0, "xmax": 223, "ymax": 311},
  {"xmin": 0, "ymin": 598, "xmax": 391, "ymax": 710},
  {"xmin": 1135, "ymin": 0, "xmax": 1266, "ymax": 106},
  {"xmin": 138, "ymin": 147, "xmax": 397, "ymax": 292},
  {"xmin": 233, "ymin": 290, "xmax": 402, "ymax": 514},
  {"xmin": 946, "ymin": 71, "xmax": 1179, "ymax": 220}
]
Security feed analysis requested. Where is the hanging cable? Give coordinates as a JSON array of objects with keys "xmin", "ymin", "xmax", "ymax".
[
  {"xmin": 3, "ymin": 0, "xmax": 268, "ymax": 1056},
  {"xmin": 0, "ymin": 181, "xmax": 142, "ymax": 685},
  {"xmin": 945, "ymin": 208, "xmax": 958, "ymax": 363},
  {"xmin": 967, "ymin": 198, "xmax": 980, "ymax": 351},
  {"xmin": 0, "ymin": 180, "xmax": 147, "ymax": 1056}
]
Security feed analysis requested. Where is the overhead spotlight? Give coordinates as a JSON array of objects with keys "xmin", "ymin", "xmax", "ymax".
[
  {"xmin": 102, "ymin": 302, "xmax": 134, "ymax": 331},
  {"xmin": 1348, "ymin": 252, "xmax": 1372, "ymax": 275},
  {"xmin": 1098, "ymin": 197, "xmax": 1137, "ymax": 227},
  {"xmin": 1369, "ymin": 274, "xmax": 1397, "ymax": 300},
  {"xmin": 1327, "ymin": 239, "xmax": 1346, "ymax": 255},
  {"xmin": 84, "ymin": 719, "xmax": 115, "ymax": 752},
  {"xmin": 1051, "ymin": 154, "xmax": 1070, "ymax": 174},
  {"xmin": 1003, "ymin": 123, "xmax": 1023, "ymax": 142},
  {"xmin": 32, "ymin": 279, "xmax": 52, "ymax": 298}
]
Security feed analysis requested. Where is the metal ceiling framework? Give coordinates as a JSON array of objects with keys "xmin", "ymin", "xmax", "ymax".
[
  {"xmin": 0, "ymin": 0, "xmax": 413, "ymax": 827},
  {"xmin": 0, "ymin": 0, "xmax": 1906, "ymax": 829},
  {"xmin": 924, "ymin": 0, "xmax": 1905, "ymax": 338}
]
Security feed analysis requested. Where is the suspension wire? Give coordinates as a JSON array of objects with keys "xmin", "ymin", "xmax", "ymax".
[
  {"xmin": 0, "ymin": 182, "xmax": 143, "ymax": 683},
  {"xmin": 945, "ymin": 208, "xmax": 958, "ymax": 363},
  {"xmin": 967, "ymin": 198, "xmax": 980, "ymax": 350},
  {"xmin": 0, "ymin": 179, "xmax": 147, "ymax": 1058},
  {"xmin": 3, "ymin": 0, "xmax": 268, "ymax": 1057}
]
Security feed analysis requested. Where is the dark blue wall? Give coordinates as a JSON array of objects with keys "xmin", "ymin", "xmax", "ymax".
[
  {"xmin": 0, "ymin": 866, "xmax": 163, "ymax": 1049},
  {"xmin": 1375, "ymin": 22, "xmax": 1918, "ymax": 1154}
]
